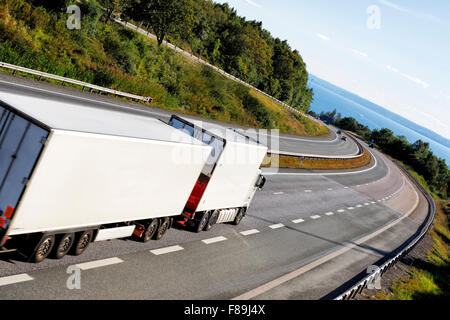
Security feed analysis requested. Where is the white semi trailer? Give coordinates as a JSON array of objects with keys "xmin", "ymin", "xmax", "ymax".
[
  {"xmin": 167, "ymin": 116, "xmax": 267, "ymax": 232},
  {"xmin": 0, "ymin": 92, "xmax": 266, "ymax": 263}
]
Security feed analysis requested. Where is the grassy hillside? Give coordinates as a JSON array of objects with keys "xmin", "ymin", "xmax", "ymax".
[
  {"xmin": 0, "ymin": 0, "xmax": 327, "ymax": 136},
  {"xmin": 126, "ymin": 0, "xmax": 313, "ymax": 112}
]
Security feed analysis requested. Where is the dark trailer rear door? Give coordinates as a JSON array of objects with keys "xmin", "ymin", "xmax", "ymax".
[{"xmin": 0, "ymin": 102, "xmax": 49, "ymax": 244}]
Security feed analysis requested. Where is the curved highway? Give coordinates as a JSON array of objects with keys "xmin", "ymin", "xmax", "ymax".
[{"xmin": 0, "ymin": 73, "xmax": 430, "ymax": 300}]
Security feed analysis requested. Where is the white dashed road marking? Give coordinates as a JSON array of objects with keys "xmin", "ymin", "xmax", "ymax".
[
  {"xmin": 310, "ymin": 215, "xmax": 321, "ymax": 219},
  {"xmin": 151, "ymin": 245, "xmax": 184, "ymax": 255},
  {"xmin": 202, "ymin": 236, "xmax": 227, "ymax": 244},
  {"xmin": 240, "ymin": 229, "xmax": 260, "ymax": 236},
  {"xmin": 325, "ymin": 212, "xmax": 334, "ymax": 216},
  {"xmin": 269, "ymin": 223, "xmax": 285, "ymax": 229},
  {"xmin": 75, "ymin": 257, "xmax": 123, "ymax": 270},
  {"xmin": 337, "ymin": 209, "xmax": 345, "ymax": 213},
  {"xmin": 292, "ymin": 218, "xmax": 305, "ymax": 224},
  {"xmin": 0, "ymin": 274, "xmax": 33, "ymax": 287}
]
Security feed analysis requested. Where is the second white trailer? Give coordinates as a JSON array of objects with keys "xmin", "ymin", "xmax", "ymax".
[{"xmin": 168, "ymin": 116, "xmax": 267, "ymax": 232}]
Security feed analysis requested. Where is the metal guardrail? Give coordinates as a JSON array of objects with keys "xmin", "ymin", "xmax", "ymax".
[
  {"xmin": 0, "ymin": 61, "xmax": 153, "ymax": 103},
  {"xmin": 115, "ymin": 18, "xmax": 322, "ymax": 126},
  {"xmin": 332, "ymin": 164, "xmax": 436, "ymax": 300}
]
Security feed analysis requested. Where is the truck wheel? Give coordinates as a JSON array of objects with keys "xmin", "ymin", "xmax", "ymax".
[
  {"xmin": 154, "ymin": 217, "xmax": 170, "ymax": 240},
  {"xmin": 52, "ymin": 233, "xmax": 75, "ymax": 259},
  {"xmin": 204, "ymin": 210, "xmax": 219, "ymax": 231},
  {"xmin": 142, "ymin": 219, "xmax": 158, "ymax": 242},
  {"xmin": 70, "ymin": 230, "xmax": 93, "ymax": 256},
  {"xmin": 194, "ymin": 212, "xmax": 209, "ymax": 233},
  {"xmin": 32, "ymin": 234, "xmax": 55, "ymax": 263},
  {"xmin": 232, "ymin": 209, "xmax": 245, "ymax": 225}
]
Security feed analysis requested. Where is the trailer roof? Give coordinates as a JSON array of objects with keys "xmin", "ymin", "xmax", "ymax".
[
  {"xmin": 0, "ymin": 92, "xmax": 206, "ymax": 145},
  {"xmin": 183, "ymin": 117, "xmax": 268, "ymax": 148}
]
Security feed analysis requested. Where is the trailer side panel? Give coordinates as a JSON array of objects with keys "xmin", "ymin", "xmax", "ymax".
[{"xmin": 7, "ymin": 129, "xmax": 211, "ymax": 236}]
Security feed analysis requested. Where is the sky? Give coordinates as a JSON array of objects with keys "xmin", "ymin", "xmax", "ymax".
[{"xmin": 215, "ymin": 0, "xmax": 450, "ymax": 141}]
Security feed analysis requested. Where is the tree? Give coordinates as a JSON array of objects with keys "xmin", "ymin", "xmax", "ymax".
[
  {"xmin": 30, "ymin": 0, "xmax": 70, "ymax": 12},
  {"xmin": 97, "ymin": 0, "xmax": 125, "ymax": 23},
  {"xmin": 125, "ymin": 0, "xmax": 195, "ymax": 46}
]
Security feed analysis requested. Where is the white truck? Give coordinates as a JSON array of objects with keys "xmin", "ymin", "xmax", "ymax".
[{"xmin": 0, "ymin": 92, "xmax": 266, "ymax": 263}]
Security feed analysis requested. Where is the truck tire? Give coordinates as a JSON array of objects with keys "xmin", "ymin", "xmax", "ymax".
[
  {"xmin": 154, "ymin": 217, "xmax": 170, "ymax": 240},
  {"xmin": 142, "ymin": 219, "xmax": 158, "ymax": 242},
  {"xmin": 193, "ymin": 212, "xmax": 209, "ymax": 233},
  {"xmin": 52, "ymin": 233, "xmax": 75, "ymax": 259},
  {"xmin": 204, "ymin": 210, "xmax": 219, "ymax": 231},
  {"xmin": 32, "ymin": 234, "xmax": 55, "ymax": 263},
  {"xmin": 232, "ymin": 208, "xmax": 245, "ymax": 225},
  {"xmin": 70, "ymin": 230, "xmax": 93, "ymax": 256}
]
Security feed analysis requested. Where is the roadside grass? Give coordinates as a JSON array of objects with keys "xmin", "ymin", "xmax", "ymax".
[
  {"xmin": 248, "ymin": 89, "xmax": 329, "ymax": 136},
  {"xmin": 374, "ymin": 200, "xmax": 449, "ymax": 300},
  {"xmin": 394, "ymin": 160, "xmax": 441, "ymax": 199}
]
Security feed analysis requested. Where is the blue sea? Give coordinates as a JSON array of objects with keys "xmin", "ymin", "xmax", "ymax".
[{"xmin": 308, "ymin": 75, "xmax": 450, "ymax": 166}]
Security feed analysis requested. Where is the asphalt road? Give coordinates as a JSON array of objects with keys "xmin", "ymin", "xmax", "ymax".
[
  {"xmin": 0, "ymin": 74, "xmax": 430, "ymax": 300},
  {"xmin": 0, "ymin": 143, "xmax": 428, "ymax": 299}
]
